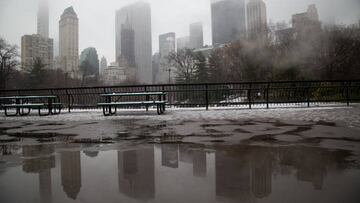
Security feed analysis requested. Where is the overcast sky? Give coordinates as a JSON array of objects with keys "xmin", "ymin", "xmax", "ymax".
[{"xmin": 1, "ymin": 0, "xmax": 359, "ymax": 62}]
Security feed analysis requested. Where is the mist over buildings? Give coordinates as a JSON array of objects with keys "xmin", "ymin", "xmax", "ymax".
[{"xmin": 0, "ymin": 0, "xmax": 359, "ymax": 63}]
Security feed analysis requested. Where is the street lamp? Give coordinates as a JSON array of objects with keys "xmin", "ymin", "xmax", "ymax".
[{"xmin": 166, "ymin": 68, "xmax": 171, "ymax": 84}]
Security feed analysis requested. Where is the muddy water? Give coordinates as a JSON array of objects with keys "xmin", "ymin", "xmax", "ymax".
[{"xmin": 0, "ymin": 143, "xmax": 359, "ymax": 203}]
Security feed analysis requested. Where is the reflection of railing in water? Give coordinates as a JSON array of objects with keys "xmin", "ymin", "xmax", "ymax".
[{"xmin": 0, "ymin": 80, "xmax": 359, "ymax": 111}]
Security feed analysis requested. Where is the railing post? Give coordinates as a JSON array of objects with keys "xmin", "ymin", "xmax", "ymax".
[
  {"xmin": 205, "ymin": 84, "xmax": 209, "ymax": 110},
  {"xmin": 144, "ymin": 86, "xmax": 149, "ymax": 111},
  {"xmin": 162, "ymin": 85, "xmax": 166, "ymax": 102},
  {"xmin": 307, "ymin": 86, "xmax": 310, "ymax": 108},
  {"xmin": 346, "ymin": 82, "xmax": 350, "ymax": 106},
  {"xmin": 266, "ymin": 83, "xmax": 269, "ymax": 109},
  {"xmin": 66, "ymin": 89, "xmax": 71, "ymax": 113},
  {"xmin": 248, "ymin": 83, "xmax": 252, "ymax": 109}
]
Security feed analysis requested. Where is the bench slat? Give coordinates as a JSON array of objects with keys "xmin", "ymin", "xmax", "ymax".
[
  {"xmin": 97, "ymin": 101, "xmax": 167, "ymax": 106},
  {"xmin": 100, "ymin": 92, "xmax": 166, "ymax": 97},
  {"xmin": 2, "ymin": 103, "xmax": 45, "ymax": 107}
]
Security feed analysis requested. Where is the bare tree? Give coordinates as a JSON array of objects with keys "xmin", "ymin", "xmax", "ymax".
[
  {"xmin": 0, "ymin": 38, "xmax": 19, "ymax": 90},
  {"xmin": 167, "ymin": 48, "xmax": 197, "ymax": 83}
]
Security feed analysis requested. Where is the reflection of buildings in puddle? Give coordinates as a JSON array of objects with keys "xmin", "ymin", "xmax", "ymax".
[
  {"xmin": 179, "ymin": 144, "xmax": 193, "ymax": 164},
  {"xmin": 192, "ymin": 150, "xmax": 207, "ymax": 177},
  {"xmin": 118, "ymin": 147, "xmax": 155, "ymax": 201},
  {"xmin": 161, "ymin": 144, "xmax": 179, "ymax": 168},
  {"xmin": 22, "ymin": 145, "xmax": 55, "ymax": 203},
  {"xmin": 215, "ymin": 145, "xmax": 352, "ymax": 201},
  {"xmin": 215, "ymin": 147, "xmax": 255, "ymax": 203},
  {"xmin": 60, "ymin": 151, "xmax": 82, "ymax": 200},
  {"xmin": 250, "ymin": 148, "xmax": 273, "ymax": 199},
  {"xmin": 278, "ymin": 147, "xmax": 330, "ymax": 190}
]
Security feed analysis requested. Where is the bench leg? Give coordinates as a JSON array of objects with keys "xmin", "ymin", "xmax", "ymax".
[
  {"xmin": 19, "ymin": 107, "xmax": 31, "ymax": 116},
  {"xmin": 103, "ymin": 106, "xmax": 111, "ymax": 116},
  {"xmin": 4, "ymin": 107, "xmax": 18, "ymax": 117},
  {"xmin": 103, "ymin": 106, "xmax": 117, "ymax": 116},
  {"xmin": 157, "ymin": 105, "xmax": 160, "ymax": 115},
  {"xmin": 38, "ymin": 107, "xmax": 50, "ymax": 116},
  {"xmin": 157, "ymin": 105, "xmax": 164, "ymax": 115},
  {"xmin": 51, "ymin": 105, "xmax": 62, "ymax": 115}
]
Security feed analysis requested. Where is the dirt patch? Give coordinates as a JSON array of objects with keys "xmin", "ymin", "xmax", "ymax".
[
  {"xmin": 233, "ymin": 128, "xmax": 252, "ymax": 133},
  {"xmin": 37, "ymin": 123, "xmax": 66, "ymax": 127},
  {"xmin": 8, "ymin": 132, "xmax": 77, "ymax": 139},
  {"xmin": 72, "ymin": 138, "xmax": 114, "ymax": 144},
  {"xmin": 317, "ymin": 120, "xmax": 337, "ymax": 127}
]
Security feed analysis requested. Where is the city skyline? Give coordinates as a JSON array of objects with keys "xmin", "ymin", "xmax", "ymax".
[
  {"xmin": 115, "ymin": 1, "xmax": 152, "ymax": 83},
  {"xmin": 1, "ymin": 0, "xmax": 360, "ymax": 62}
]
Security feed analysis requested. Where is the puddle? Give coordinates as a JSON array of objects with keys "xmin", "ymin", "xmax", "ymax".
[{"xmin": 0, "ymin": 144, "xmax": 359, "ymax": 203}]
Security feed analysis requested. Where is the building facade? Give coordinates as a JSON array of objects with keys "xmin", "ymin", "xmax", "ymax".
[
  {"xmin": 102, "ymin": 62, "xmax": 127, "ymax": 86},
  {"xmin": 177, "ymin": 36, "xmax": 190, "ymax": 51},
  {"xmin": 37, "ymin": 0, "xmax": 49, "ymax": 38},
  {"xmin": 211, "ymin": 0, "xmax": 246, "ymax": 45},
  {"xmin": 158, "ymin": 32, "xmax": 176, "ymax": 83},
  {"xmin": 59, "ymin": 6, "xmax": 79, "ymax": 78},
  {"xmin": 100, "ymin": 56, "xmax": 107, "ymax": 76},
  {"xmin": 120, "ymin": 16, "xmax": 136, "ymax": 67},
  {"xmin": 115, "ymin": 2, "xmax": 152, "ymax": 84},
  {"xmin": 189, "ymin": 22, "xmax": 204, "ymax": 49},
  {"xmin": 21, "ymin": 34, "xmax": 53, "ymax": 70},
  {"xmin": 102, "ymin": 56, "xmax": 135, "ymax": 86},
  {"xmin": 247, "ymin": 0, "xmax": 267, "ymax": 41},
  {"xmin": 292, "ymin": 4, "xmax": 321, "ymax": 38}
]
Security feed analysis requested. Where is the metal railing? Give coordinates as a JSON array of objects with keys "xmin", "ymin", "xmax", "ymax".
[{"xmin": 1, "ymin": 80, "xmax": 360, "ymax": 111}]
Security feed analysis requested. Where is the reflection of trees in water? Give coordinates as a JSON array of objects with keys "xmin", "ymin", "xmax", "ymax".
[
  {"xmin": 0, "ymin": 144, "xmax": 21, "ymax": 155},
  {"xmin": 214, "ymin": 145, "xmax": 355, "ymax": 202},
  {"xmin": 83, "ymin": 151, "xmax": 99, "ymax": 158},
  {"xmin": 22, "ymin": 145, "xmax": 55, "ymax": 203}
]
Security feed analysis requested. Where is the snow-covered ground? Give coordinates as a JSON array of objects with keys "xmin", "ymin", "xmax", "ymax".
[{"xmin": 1, "ymin": 104, "xmax": 360, "ymax": 129}]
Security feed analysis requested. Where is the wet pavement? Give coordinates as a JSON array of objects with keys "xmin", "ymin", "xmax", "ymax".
[{"xmin": 1, "ymin": 112, "xmax": 360, "ymax": 203}]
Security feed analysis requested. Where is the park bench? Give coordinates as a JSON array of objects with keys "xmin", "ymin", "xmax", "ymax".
[
  {"xmin": 98, "ymin": 92, "xmax": 167, "ymax": 116},
  {"xmin": 0, "ymin": 96, "xmax": 62, "ymax": 116}
]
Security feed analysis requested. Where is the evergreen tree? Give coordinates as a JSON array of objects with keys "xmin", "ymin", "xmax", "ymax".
[
  {"xmin": 27, "ymin": 57, "xmax": 46, "ymax": 88},
  {"xmin": 194, "ymin": 52, "xmax": 208, "ymax": 83}
]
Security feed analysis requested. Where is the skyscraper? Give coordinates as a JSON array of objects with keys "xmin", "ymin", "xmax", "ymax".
[
  {"xmin": 116, "ymin": 2, "xmax": 152, "ymax": 84},
  {"xmin": 21, "ymin": 34, "xmax": 54, "ymax": 70},
  {"xmin": 189, "ymin": 22, "xmax": 204, "ymax": 49},
  {"xmin": 21, "ymin": 0, "xmax": 53, "ymax": 71},
  {"xmin": 292, "ymin": 4, "xmax": 321, "ymax": 39},
  {"xmin": 158, "ymin": 32, "xmax": 176, "ymax": 83},
  {"xmin": 211, "ymin": 0, "xmax": 246, "ymax": 45},
  {"xmin": 120, "ymin": 16, "xmax": 135, "ymax": 67},
  {"xmin": 247, "ymin": 0, "xmax": 267, "ymax": 41},
  {"xmin": 59, "ymin": 6, "xmax": 79, "ymax": 78},
  {"xmin": 37, "ymin": 0, "xmax": 49, "ymax": 38}
]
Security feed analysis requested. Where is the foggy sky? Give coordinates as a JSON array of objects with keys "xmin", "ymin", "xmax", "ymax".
[{"xmin": 0, "ymin": 0, "xmax": 359, "ymax": 63}]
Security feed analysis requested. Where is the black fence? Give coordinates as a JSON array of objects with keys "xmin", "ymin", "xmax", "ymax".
[{"xmin": 1, "ymin": 80, "xmax": 360, "ymax": 111}]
